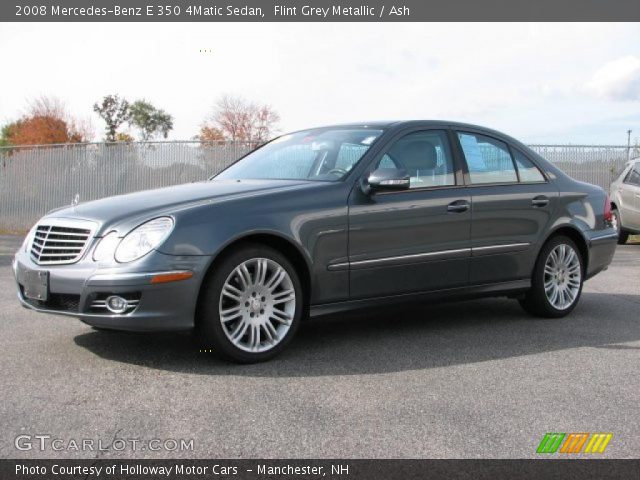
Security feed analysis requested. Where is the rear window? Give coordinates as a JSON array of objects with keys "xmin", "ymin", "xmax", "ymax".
[
  {"xmin": 513, "ymin": 149, "xmax": 545, "ymax": 183},
  {"xmin": 457, "ymin": 132, "xmax": 517, "ymax": 184}
]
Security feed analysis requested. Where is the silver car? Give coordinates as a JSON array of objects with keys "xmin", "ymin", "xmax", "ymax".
[{"xmin": 610, "ymin": 159, "xmax": 640, "ymax": 244}]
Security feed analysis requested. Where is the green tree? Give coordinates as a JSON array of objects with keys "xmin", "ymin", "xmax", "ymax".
[
  {"xmin": 0, "ymin": 123, "xmax": 16, "ymax": 147},
  {"xmin": 115, "ymin": 132, "xmax": 135, "ymax": 143},
  {"xmin": 93, "ymin": 94, "xmax": 131, "ymax": 142},
  {"xmin": 129, "ymin": 100, "xmax": 173, "ymax": 141}
]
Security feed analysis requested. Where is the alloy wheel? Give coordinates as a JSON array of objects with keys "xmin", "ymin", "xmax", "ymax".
[
  {"xmin": 543, "ymin": 244, "xmax": 581, "ymax": 310},
  {"xmin": 218, "ymin": 257, "xmax": 296, "ymax": 353}
]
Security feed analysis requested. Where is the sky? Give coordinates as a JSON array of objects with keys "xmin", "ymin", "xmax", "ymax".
[{"xmin": 0, "ymin": 22, "xmax": 639, "ymax": 145}]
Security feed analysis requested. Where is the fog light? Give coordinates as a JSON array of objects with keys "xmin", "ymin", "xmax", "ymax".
[{"xmin": 105, "ymin": 295, "xmax": 128, "ymax": 314}]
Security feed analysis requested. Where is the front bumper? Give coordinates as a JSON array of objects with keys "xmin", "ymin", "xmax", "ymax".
[{"xmin": 13, "ymin": 250, "xmax": 211, "ymax": 331}]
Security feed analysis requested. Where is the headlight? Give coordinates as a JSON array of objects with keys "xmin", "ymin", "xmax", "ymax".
[
  {"xmin": 93, "ymin": 231, "xmax": 120, "ymax": 262},
  {"xmin": 115, "ymin": 217, "xmax": 174, "ymax": 263},
  {"xmin": 22, "ymin": 224, "xmax": 38, "ymax": 252}
]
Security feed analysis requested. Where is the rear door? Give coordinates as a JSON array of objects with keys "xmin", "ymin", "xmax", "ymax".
[{"xmin": 453, "ymin": 131, "xmax": 559, "ymax": 285}]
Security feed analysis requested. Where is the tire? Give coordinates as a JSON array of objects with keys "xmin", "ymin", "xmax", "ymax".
[
  {"xmin": 196, "ymin": 243, "xmax": 303, "ymax": 363},
  {"xmin": 519, "ymin": 235, "xmax": 584, "ymax": 318},
  {"xmin": 612, "ymin": 208, "xmax": 628, "ymax": 245}
]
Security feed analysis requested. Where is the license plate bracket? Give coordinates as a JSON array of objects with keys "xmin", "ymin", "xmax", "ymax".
[{"xmin": 22, "ymin": 268, "xmax": 49, "ymax": 301}]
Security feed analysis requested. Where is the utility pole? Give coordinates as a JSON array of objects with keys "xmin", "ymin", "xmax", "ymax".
[{"xmin": 628, "ymin": 130, "xmax": 632, "ymax": 161}]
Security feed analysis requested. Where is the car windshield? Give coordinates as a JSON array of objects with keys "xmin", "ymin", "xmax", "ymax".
[{"xmin": 215, "ymin": 128, "xmax": 384, "ymax": 182}]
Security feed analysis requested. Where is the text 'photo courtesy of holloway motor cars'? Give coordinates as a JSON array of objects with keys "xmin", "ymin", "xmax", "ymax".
[{"xmin": 13, "ymin": 121, "xmax": 618, "ymax": 363}]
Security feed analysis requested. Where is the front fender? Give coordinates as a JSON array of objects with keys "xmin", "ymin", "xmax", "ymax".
[{"xmin": 157, "ymin": 182, "xmax": 352, "ymax": 305}]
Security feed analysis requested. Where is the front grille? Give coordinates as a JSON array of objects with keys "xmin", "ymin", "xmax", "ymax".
[
  {"xmin": 47, "ymin": 293, "xmax": 81, "ymax": 312},
  {"xmin": 30, "ymin": 220, "xmax": 95, "ymax": 265}
]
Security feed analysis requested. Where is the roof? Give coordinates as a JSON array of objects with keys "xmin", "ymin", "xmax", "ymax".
[
  {"xmin": 311, "ymin": 120, "xmax": 505, "ymax": 132},
  {"xmin": 290, "ymin": 120, "xmax": 527, "ymax": 151}
]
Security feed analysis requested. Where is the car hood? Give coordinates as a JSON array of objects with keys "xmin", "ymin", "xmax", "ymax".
[{"xmin": 46, "ymin": 179, "xmax": 315, "ymax": 232}]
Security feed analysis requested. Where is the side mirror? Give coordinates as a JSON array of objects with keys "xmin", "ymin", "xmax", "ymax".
[{"xmin": 364, "ymin": 168, "xmax": 410, "ymax": 194}]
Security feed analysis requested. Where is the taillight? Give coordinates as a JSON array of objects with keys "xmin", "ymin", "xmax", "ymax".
[{"xmin": 603, "ymin": 194, "xmax": 613, "ymax": 223}]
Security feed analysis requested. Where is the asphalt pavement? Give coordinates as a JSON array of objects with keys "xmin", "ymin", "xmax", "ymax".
[{"xmin": 0, "ymin": 236, "xmax": 638, "ymax": 459}]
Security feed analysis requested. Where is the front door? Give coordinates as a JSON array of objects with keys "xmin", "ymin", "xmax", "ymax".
[{"xmin": 348, "ymin": 129, "xmax": 471, "ymax": 299}]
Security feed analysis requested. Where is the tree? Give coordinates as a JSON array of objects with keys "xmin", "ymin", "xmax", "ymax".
[
  {"xmin": 2, "ymin": 95, "xmax": 92, "ymax": 146},
  {"xmin": 129, "ymin": 100, "xmax": 173, "ymax": 141},
  {"xmin": 115, "ymin": 132, "xmax": 135, "ymax": 143},
  {"xmin": 93, "ymin": 94, "xmax": 131, "ymax": 142},
  {"xmin": 203, "ymin": 94, "xmax": 280, "ymax": 143},
  {"xmin": 5, "ymin": 117, "xmax": 70, "ymax": 145},
  {"xmin": 196, "ymin": 125, "xmax": 226, "ymax": 142},
  {"xmin": 252, "ymin": 104, "xmax": 281, "ymax": 143},
  {"xmin": 0, "ymin": 123, "xmax": 16, "ymax": 147}
]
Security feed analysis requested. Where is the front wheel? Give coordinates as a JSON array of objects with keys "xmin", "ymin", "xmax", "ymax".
[
  {"xmin": 519, "ymin": 236, "xmax": 584, "ymax": 318},
  {"xmin": 196, "ymin": 244, "xmax": 303, "ymax": 363}
]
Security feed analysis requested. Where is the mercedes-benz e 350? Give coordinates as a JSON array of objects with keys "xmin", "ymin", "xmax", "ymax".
[{"xmin": 14, "ymin": 121, "xmax": 618, "ymax": 362}]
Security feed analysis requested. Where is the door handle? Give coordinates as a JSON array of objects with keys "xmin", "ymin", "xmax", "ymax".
[
  {"xmin": 447, "ymin": 200, "xmax": 470, "ymax": 213},
  {"xmin": 531, "ymin": 196, "xmax": 549, "ymax": 207}
]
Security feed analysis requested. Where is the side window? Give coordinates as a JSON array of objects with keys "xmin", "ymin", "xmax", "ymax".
[
  {"xmin": 513, "ymin": 149, "xmax": 545, "ymax": 183},
  {"xmin": 616, "ymin": 164, "xmax": 632, "ymax": 181},
  {"xmin": 376, "ymin": 130, "xmax": 455, "ymax": 188},
  {"xmin": 378, "ymin": 154, "xmax": 397, "ymax": 169},
  {"xmin": 457, "ymin": 132, "xmax": 517, "ymax": 184},
  {"xmin": 625, "ymin": 166, "xmax": 640, "ymax": 186}
]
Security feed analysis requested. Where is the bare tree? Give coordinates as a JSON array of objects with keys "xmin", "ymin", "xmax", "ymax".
[
  {"xmin": 29, "ymin": 95, "xmax": 95, "ymax": 142},
  {"xmin": 204, "ymin": 94, "xmax": 280, "ymax": 143},
  {"xmin": 28, "ymin": 95, "xmax": 66, "ymax": 119},
  {"xmin": 2, "ymin": 95, "xmax": 94, "ymax": 146},
  {"xmin": 252, "ymin": 104, "xmax": 281, "ymax": 143}
]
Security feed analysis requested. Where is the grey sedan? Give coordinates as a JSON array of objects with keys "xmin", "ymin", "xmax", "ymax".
[{"xmin": 13, "ymin": 121, "xmax": 618, "ymax": 362}]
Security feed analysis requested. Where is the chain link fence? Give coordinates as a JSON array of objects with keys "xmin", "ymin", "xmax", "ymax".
[
  {"xmin": 1, "ymin": 141, "xmax": 638, "ymax": 232},
  {"xmin": 529, "ymin": 144, "xmax": 638, "ymax": 190}
]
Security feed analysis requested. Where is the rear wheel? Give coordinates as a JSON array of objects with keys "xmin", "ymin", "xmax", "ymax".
[
  {"xmin": 612, "ymin": 208, "xmax": 628, "ymax": 245},
  {"xmin": 519, "ymin": 235, "xmax": 584, "ymax": 318},
  {"xmin": 196, "ymin": 244, "xmax": 303, "ymax": 363}
]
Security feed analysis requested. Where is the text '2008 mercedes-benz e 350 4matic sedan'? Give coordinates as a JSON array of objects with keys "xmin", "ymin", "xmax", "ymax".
[{"xmin": 14, "ymin": 121, "xmax": 618, "ymax": 362}]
